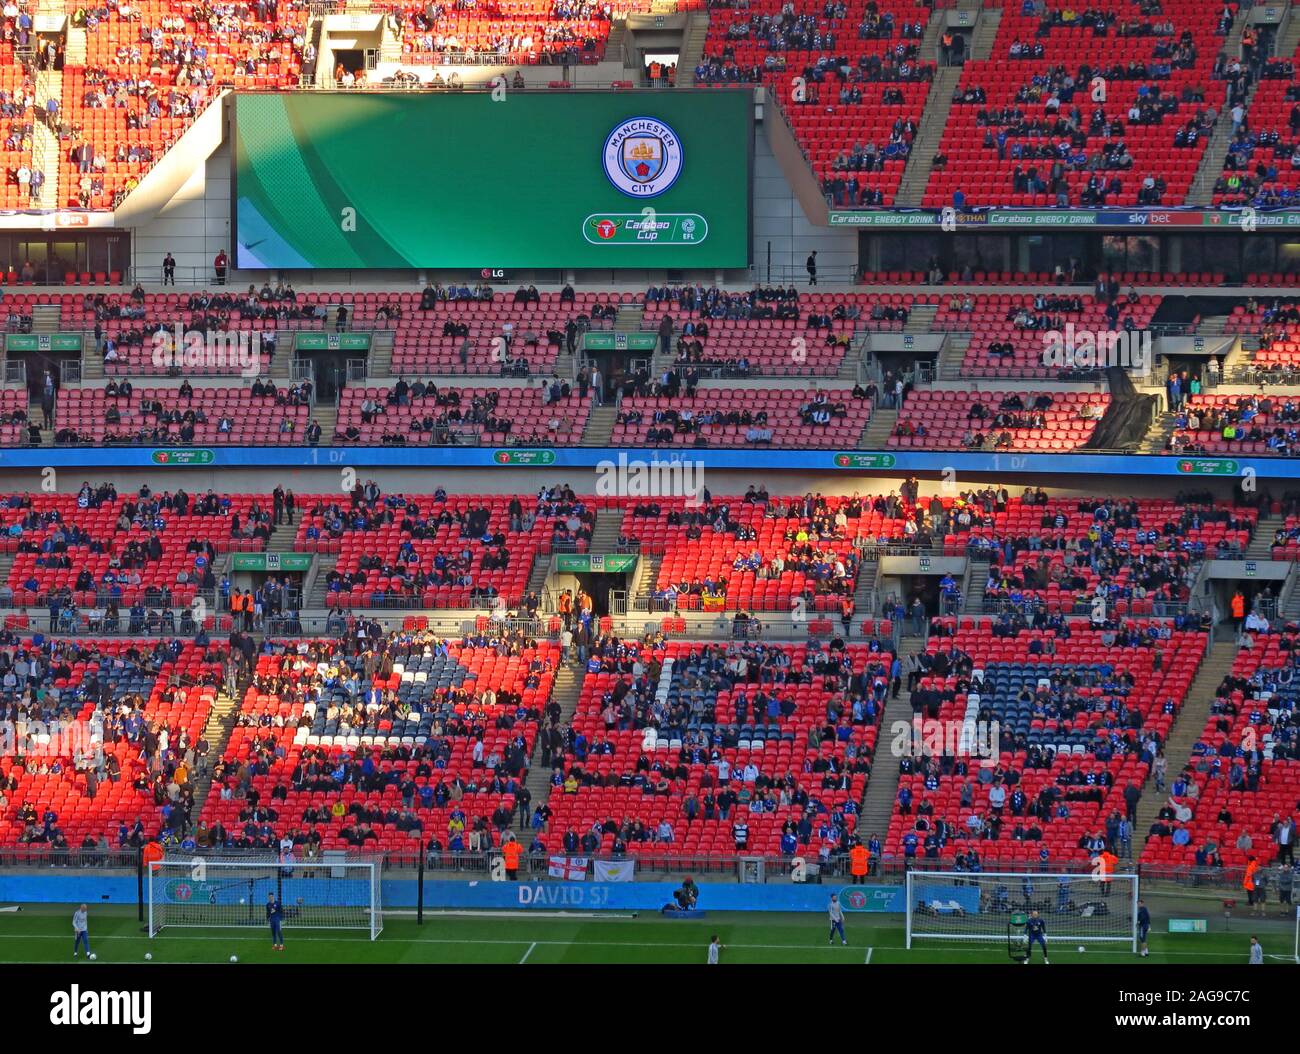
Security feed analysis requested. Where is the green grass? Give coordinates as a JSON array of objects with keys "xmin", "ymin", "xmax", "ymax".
[{"xmin": 0, "ymin": 905, "xmax": 1289, "ymax": 964}]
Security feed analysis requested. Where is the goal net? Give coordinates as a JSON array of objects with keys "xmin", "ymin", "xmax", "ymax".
[
  {"xmin": 148, "ymin": 857, "xmax": 382, "ymax": 940},
  {"xmin": 1293, "ymin": 903, "xmax": 1300, "ymax": 964},
  {"xmin": 905, "ymin": 870, "xmax": 1138, "ymax": 950}
]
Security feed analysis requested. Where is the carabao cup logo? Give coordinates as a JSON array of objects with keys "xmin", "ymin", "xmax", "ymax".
[{"xmin": 603, "ymin": 117, "xmax": 683, "ymax": 198}]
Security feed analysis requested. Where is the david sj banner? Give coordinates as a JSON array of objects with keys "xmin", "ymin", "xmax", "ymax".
[{"xmin": 234, "ymin": 91, "xmax": 753, "ymax": 270}]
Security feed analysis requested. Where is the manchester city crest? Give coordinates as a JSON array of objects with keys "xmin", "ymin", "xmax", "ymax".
[{"xmin": 602, "ymin": 117, "xmax": 683, "ymax": 198}]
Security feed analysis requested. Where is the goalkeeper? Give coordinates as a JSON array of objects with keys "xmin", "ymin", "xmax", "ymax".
[
  {"xmin": 267, "ymin": 893, "xmax": 285, "ymax": 951},
  {"xmin": 1024, "ymin": 909, "xmax": 1049, "ymax": 964}
]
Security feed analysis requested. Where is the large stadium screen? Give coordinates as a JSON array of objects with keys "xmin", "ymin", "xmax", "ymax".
[{"xmin": 232, "ymin": 90, "xmax": 753, "ymax": 270}]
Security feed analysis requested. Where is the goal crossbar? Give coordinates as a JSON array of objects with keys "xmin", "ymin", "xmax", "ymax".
[
  {"xmin": 147, "ymin": 858, "xmax": 382, "ymax": 940},
  {"xmin": 905, "ymin": 869, "xmax": 1138, "ymax": 951}
]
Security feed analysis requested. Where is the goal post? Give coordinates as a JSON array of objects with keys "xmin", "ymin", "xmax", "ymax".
[
  {"xmin": 905, "ymin": 870, "xmax": 1138, "ymax": 952},
  {"xmin": 147, "ymin": 857, "xmax": 383, "ymax": 940}
]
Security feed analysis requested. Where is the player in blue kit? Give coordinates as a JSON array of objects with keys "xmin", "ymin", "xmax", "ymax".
[
  {"xmin": 1024, "ymin": 909, "xmax": 1049, "ymax": 964},
  {"xmin": 267, "ymin": 893, "xmax": 284, "ymax": 951},
  {"xmin": 1136, "ymin": 899, "xmax": 1151, "ymax": 957}
]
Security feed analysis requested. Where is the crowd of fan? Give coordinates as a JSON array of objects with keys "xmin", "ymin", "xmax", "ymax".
[
  {"xmin": 0, "ymin": 633, "xmax": 228, "ymax": 852},
  {"xmin": 1168, "ymin": 395, "xmax": 1300, "ymax": 457},
  {"xmin": 973, "ymin": 494, "xmax": 1249, "ymax": 615},
  {"xmin": 345, "ymin": 384, "xmax": 555, "ymax": 447},
  {"xmin": 638, "ymin": 492, "xmax": 863, "ymax": 609},
  {"xmin": 549, "ymin": 633, "xmax": 883, "ymax": 865},
  {"xmin": 306, "ymin": 482, "xmax": 592, "ymax": 603}
]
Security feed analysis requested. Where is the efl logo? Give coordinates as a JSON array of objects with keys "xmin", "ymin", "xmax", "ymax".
[{"xmin": 50, "ymin": 987, "xmax": 152, "ymax": 1035}]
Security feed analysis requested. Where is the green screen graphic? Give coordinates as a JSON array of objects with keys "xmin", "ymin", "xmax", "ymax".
[{"xmin": 233, "ymin": 90, "xmax": 752, "ymax": 269}]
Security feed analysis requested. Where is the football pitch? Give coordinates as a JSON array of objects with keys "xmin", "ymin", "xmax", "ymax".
[{"xmin": 0, "ymin": 905, "xmax": 1286, "ymax": 965}]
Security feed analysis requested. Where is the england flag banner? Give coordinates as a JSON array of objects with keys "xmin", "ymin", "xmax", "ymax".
[{"xmin": 547, "ymin": 856, "xmax": 588, "ymax": 881}]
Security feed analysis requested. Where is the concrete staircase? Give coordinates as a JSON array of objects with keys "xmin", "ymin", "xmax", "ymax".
[
  {"xmin": 1277, "ymin": 8, "xmax": 1300, "ymax": 61},
  {"xmin": 265, "ymin": 522, "xmax": 301, "ymax": 554},
  {"xmin": 853, "ymin": 410, "xmax": 878, "ymax": 448},
  {"xmin": 27, "ymin": 391, "xmax": 52, "ymax": 445},
  {"xmin": 1195, "ymin": 313, "xmax": 1232, "ymax": 337},
  {"xmin": 80, "ymin": 353, "xmax": 105, "ymax": 381},
  {"xmin": 32, "ymin": 304, "xmax": 63, "ymax": 333},
  {"xmin": 306, "ymin": 554, "xmax": 338, "ymax": 608},
  {"xmin": 605, "ymin": 19, "xmax": 627, "ymax": 69},
  {"xmin": 629, "ymin": 552, "xmax": 662, "ymax": 601},
  {"xmin": 613, "ymin": 304, "xmax": 644, "ymax": 332},
  {"xmin": 65, "ymin": 26, "xmax": 87, "ymax": 67},
  {"xmin": 268, "ymin": 333, "xmax": 294, "ymax": 379},
  {"xmin": 853, "ymin": 556, "xmax": 880, "ymax": 618},
  {"xmin": 262, "ymin": 526, "xmax": 306, "ymax": 603},
  {"xmin": 965, "ymin": 552, "xmax": 992, "ymax": 615},
  {"xmin": 894, "ymin": 5, "xmax": 1003, "ymax": 207},
  {"xmin": 919, "ymin": 6, "xmax": 947, "ymax": 64},
  {"xmin": 857, "ymin": 636, "xmax": 928, "ymax": 849},
  {"xmin": 968, "ymin": 6, "xmax": 1002, "ymax": 61},
  {"xmin": 1136, "ymin": 412, "xmax": 1176, "ymax": 454},
  {"xmin": 188, "ymin": 687, "xmax": 243, "ymax": 814},
  {"xmin": 581, "ymin": 404, "xmax": 616, "ymax": 445},
  {"xmin": 372, "ymin": 12, "xmax": 400, "ymax": 71},
  {"xmin": 894, "ymin": 66, "xmax": 962, "ymax": 207},
  {"xmin": 1132, "ymin": 641, "xmax": 1234, "ymax": 857},
  {"xmin": 514, "ymin": 663, "xmax": 586, "ymax": 835},
  {"xmin": 859, "ymin": 406, "xmax": 897, "ymax": 448},
  {"xmin": 590, "ymin": 508, "xmax": 623, "ymax": 552},
  {"xmin": 1186, "ymin": 13, "xmax": 1255, "ymax": 205},
  {"xmin": 1279, "ymin": 577, "xmax": 1300, "ymax": 626},
  {"xmin": 524, "ymin": 552, "xmax": 552, "ymax": 599},
  {"xmin": 367, "ymin": 332, "xmax": 394, "ymax": 379},
  {"xmin": 31, "ymin": 68, "xmax": 61, "ymax": 210},
  {"xmin": 1187, "ymin": 85, "xmax": 1258, "ymax": 206},
  {"xmin": 936, "ymin": 333, "xmax": 970, "ymax": 381},
  {"xmin": 1244, "ymin": 513, "xmax": 1282, "ymax": 561},
  {"xmin": 553, "ymin": 351, "xmax": 576, "ymax": 379},
  {"xmin": 904, "ymin": 303, "xmax": 938, "ymax": 334},
  {"xmin": 836, "ymin": 337, "xmax": 866, "ymax": 381},
  {"xmin": 321, "ymin": 305, "xmax": 352, "ymax": 330},
  {"xmin": 1225, "ymin": 8, "xmax": 1253, "ymax": 61},
  {"xmin": 676, "ymin": 12, "xmax": 710, "ymax": 86},
  {"xmin": 312, "ymin": 401, "xmax": 339, "ymax": 443}
]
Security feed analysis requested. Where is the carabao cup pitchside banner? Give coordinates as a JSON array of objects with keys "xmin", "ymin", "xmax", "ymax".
[{"xmin": 232, "ymin": 90, "xmax": 753, "ymax": 269}]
